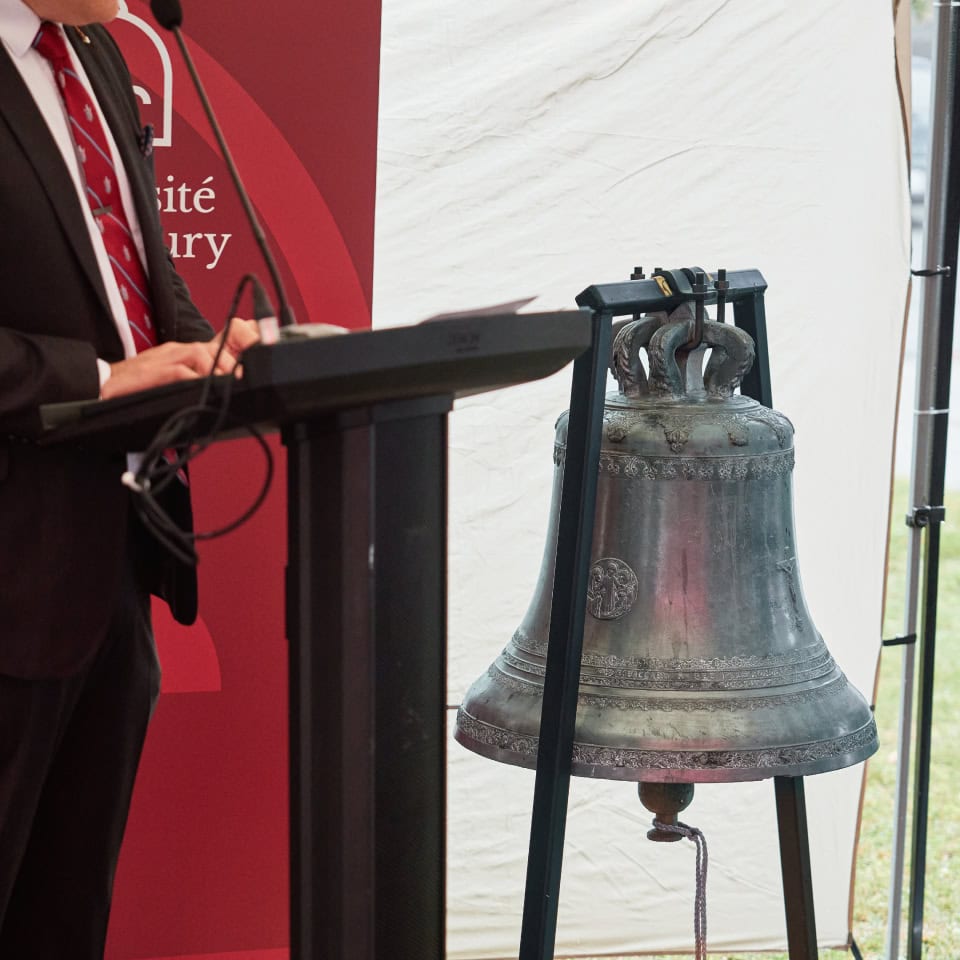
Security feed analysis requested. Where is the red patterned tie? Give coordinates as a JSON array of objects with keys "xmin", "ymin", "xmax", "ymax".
[{"xmin": 34, "ymin": 21, "xmax": 158, "ymax": 353}]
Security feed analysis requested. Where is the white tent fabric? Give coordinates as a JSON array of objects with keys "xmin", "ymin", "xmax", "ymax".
[{"xmin": 374, "ymin": 0, "xmax": 909, "ymax": 955}]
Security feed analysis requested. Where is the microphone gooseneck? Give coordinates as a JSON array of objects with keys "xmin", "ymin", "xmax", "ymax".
[{"xmin": 151, "ymin": 4, "xmax": 295, "ymax": 328}]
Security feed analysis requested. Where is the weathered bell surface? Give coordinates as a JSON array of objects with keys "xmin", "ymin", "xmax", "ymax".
[{"xmin": 455, "ymin": 307, "xmax": 878, "ymax": 783}]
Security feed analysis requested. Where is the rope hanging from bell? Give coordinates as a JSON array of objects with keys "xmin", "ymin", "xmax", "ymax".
[{"xmin": 650, "ymin": 818, "xmax": 708, "ymax": 960}]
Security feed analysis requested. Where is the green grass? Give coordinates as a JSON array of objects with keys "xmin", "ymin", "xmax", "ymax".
[{"xmin": 580, "ymin": 481, "xmax": 960, "ymax": 959}]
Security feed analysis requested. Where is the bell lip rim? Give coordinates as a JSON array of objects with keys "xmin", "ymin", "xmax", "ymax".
[{"xmin": 453, "ymin": 715, "xmax": 879, "ymax": 784}]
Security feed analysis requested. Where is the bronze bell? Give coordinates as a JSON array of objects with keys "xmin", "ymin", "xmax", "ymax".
[{"xmin": 454, "ymin": 306, "xmax": 878, "ymax": 814}]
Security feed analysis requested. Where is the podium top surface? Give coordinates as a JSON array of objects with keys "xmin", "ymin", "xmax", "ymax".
[{"xmin": 39, "ymin": 309, "xmax": 592, "ymax": 449}]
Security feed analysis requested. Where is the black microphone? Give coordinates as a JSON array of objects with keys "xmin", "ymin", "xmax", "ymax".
[
  {"xmin": 150, "ymin": 0, "xmax": 295, "ymax": 332},
  {"xmin": 149, "ymin": 0, "xmax": 180, "ymax": 29}
]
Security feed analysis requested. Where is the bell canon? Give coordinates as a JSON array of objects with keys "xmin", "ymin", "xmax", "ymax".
[{"xmin": 455, "ymin": 306, "xmax": 878, "ymax": 784}]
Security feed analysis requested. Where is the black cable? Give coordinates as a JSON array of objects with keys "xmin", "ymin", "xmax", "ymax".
[{"xmin": 126, "ymin": 274, "xmax": 274, "ymax": 565}]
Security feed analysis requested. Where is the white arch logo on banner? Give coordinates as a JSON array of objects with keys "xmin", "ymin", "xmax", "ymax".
[{"xmin": 117, "ymin": 1, "xmax": 173, "ymax": 147}]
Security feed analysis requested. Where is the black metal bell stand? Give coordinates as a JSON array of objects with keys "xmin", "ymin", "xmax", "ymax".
[{"xmin": 518, "ymin": 266, "xmax": 819, "ymax": 960}]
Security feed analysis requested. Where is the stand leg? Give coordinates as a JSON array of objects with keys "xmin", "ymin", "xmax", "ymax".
[
  {"xmin": 775, "ymin": 776, "xmax": 818, "ymax": 960},
  {"xmin": 284, "ymin": 396, "xmax": 450, "ymax": 960},
  {"xmin": 518, "ymin": 311, "xmax": 612, "ymax": 960}
]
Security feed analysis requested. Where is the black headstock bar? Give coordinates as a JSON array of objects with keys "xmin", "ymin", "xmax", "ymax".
[{"xmin": 576, "ymin": 267, "xmax": 766, "ymax": 317}]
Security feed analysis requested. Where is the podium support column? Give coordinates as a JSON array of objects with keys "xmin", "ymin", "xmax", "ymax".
[{"xmin": 283, "ymin": 395, "xmax": 451, "ymax": 960}]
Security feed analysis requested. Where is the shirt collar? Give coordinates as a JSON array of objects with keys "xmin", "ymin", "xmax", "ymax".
[{"xmin": 0, "ymin": 1, "xmax": 49, "ymax": 59}]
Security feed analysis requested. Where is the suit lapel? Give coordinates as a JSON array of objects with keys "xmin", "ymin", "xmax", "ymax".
[{"xmin": 0, "ymin": 41, "xmax": 112, "ymax": 320}]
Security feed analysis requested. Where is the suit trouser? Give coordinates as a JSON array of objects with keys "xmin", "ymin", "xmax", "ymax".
[{"xmin": 0, "ymin": 554, "xmax": 159, "ymax": 959}]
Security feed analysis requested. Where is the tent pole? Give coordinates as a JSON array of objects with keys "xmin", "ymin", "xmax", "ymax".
[{"xmin": 885, "ymin": 4, "xmax": 960, "ymax": 958}]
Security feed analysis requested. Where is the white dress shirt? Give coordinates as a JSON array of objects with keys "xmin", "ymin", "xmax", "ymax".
[{"xmin": 0, "ymin": 0, "xmax": 149, "ymax": 389}]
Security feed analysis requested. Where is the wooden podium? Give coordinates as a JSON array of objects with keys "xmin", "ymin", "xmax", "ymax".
[{"xmin": 40, "ymin": 309, "xmax": 593, "ymax": 960}]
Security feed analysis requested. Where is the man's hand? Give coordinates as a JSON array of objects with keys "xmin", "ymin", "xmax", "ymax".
[
  {"xmin": 100, "ymin": 319, "xmax": 261, "ymax": 400},
  {"xmin": 207, "ymin": 317, "xmax": 261, "ymax": 365}
]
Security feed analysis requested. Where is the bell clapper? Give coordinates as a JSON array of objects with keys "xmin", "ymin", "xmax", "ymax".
[{"xmin": 638, "ymin": 781, "xmax": 695, "ymax": 842}]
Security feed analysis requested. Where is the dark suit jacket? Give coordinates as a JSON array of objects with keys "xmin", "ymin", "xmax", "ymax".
[{"xmin": 0, "ymin": 23, "xmax": 212, "ymax": 679}]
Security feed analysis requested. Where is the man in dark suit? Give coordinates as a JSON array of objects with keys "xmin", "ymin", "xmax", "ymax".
[{"xmin": 0, "ymin": 0, "xmax": 258, "ymax": 954}]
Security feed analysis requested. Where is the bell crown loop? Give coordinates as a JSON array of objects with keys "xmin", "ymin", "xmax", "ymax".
[
  {"xmin": 612, "ymin": 307, "xmax": 756, "ymax": 401},
  {"xmin": 597, "ymin": 307, "xmax": 786, "ymax": 460}
]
